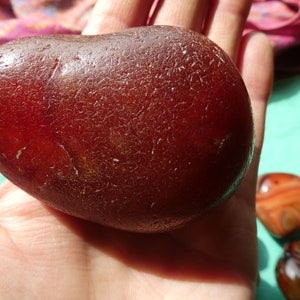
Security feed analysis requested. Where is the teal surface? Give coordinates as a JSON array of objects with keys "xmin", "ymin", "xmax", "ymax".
[
  {"xmin": 0, "ymin": 172, "xmax": 4, "ymax": 184},
  {"xmin": 0, "ymin": 74, "xmax": 300, "ymax": 298},
  {"xmin": 256, "ymin": 74, "xmax": 300, "ymax": 299}
]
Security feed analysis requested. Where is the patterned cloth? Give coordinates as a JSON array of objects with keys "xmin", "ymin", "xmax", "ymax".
[
  {"xmin": 0, "ymin": 0, "xmax": 300, "ymax": 70},
  {"xmin": 246, "ymin": 0, "xmax": 300, "ymax": 71},
  {"xmin": 247, "ymin": 0, "xmax": 300, "ymax": 52},
  {"xmin": 0, "ymin": 0, "xmax": 95, "ymax": 44}
]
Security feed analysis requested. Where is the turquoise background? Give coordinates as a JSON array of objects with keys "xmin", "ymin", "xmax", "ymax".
[
  {"xmin": 1, "ymin": 74, "xmax": 300, "ymax": 298},
  {"xmin": 256, "ymin": 74, "xmax": 300, "ymax": 299}
]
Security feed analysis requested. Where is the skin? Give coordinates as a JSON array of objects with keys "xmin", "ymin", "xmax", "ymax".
[{"xmin": 0, "ymin": 0, "xmax": 273, "ymax": 299}]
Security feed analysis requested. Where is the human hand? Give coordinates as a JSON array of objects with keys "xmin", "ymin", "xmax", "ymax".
[{"xmin": 0, "ymin": 1, "xmax": 273, "ymax": 299}]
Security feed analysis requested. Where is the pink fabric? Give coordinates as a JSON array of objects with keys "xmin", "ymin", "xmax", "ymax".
[
  {"xmin": 0, "ymin": 0, "xmax": 95, "ymax": 44},
  {"xmin": 246, "ymin": 0, "xmax": 300, "ymax": 52}
]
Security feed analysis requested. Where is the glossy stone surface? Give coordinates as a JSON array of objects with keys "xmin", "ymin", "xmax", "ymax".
[
  {"xmin": 0, "ymin": 26, "xmax": 253, "ymax": 232},
  {"xmin": 256, "ymin": 173, "xmax": 300, "ymax": 237},
  {"xmin": 276, "ymin": 240, "xmax": 300, "ymax": 300}
]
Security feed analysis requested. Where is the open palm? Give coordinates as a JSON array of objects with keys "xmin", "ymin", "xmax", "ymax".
[{"xmin": 0, "ymin": 1, "xmax": 273, "ymax": 299}]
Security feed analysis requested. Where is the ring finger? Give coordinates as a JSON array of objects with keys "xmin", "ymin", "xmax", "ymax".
[{"xmin": 203, "ymin": 0, "xmax": 253, "ymax": 61}]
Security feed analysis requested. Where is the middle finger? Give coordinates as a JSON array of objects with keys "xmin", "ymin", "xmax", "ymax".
[
  {"xmin": 150, "ymin": 0, "xmax": 208, "ymax": 32},
  {"xmin": 82, "ymin": 0, "xmax": 154, "ymax": 35}
]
